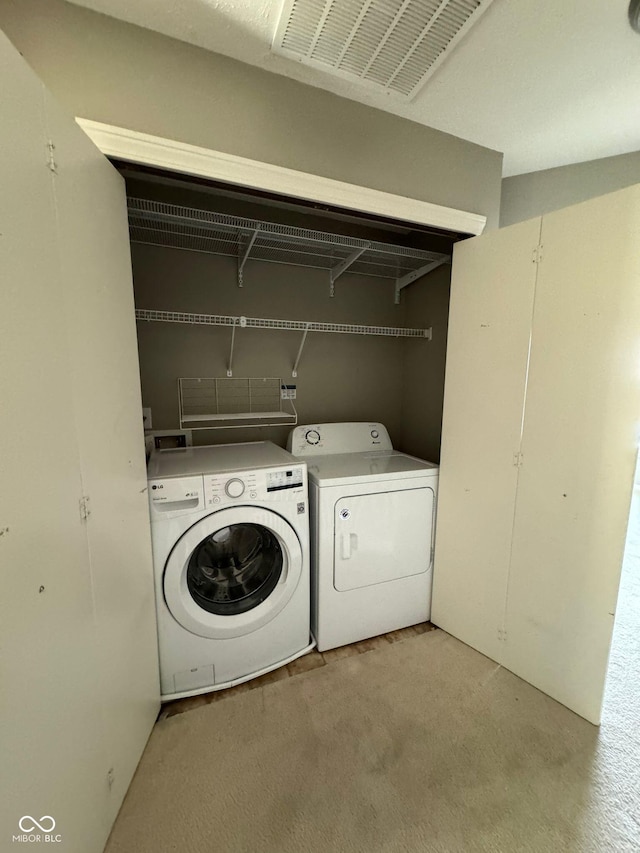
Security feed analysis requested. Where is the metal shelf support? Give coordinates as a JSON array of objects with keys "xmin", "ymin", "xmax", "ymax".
[
  {"xmin": 227, "ymin": 319, "xmax": 237, "ymax": 377},
  {"xmin": 238, "ymin": 229, "xmax": 259, "ymax": 287},
  {"xmin": 329, "ymin": 245, "xmax": 370, "ymax": 297},
  {"xmin": 394, "ymin": 258, "xmax": 450, "ymax": 304},
  {"xmin": 292, "ymin": 324, "xmax": 311, "ymax": 378}
]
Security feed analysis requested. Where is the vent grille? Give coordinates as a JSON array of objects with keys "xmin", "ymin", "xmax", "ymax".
[{"xmin": 273, "ymin": 0, "xmax": 494, "ymax": 99}]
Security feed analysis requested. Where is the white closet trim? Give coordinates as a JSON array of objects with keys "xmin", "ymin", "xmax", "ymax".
[{"xmin": 76, "ymin": 118, "xmax": 486, "ymax": 237}]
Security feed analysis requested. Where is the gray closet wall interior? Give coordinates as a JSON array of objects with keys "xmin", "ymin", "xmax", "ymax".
[{"xmin": 129, "ymin": 179, "xmax": 453, "ymax": 461}]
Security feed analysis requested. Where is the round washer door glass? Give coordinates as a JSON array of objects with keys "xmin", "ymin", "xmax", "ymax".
[
  {"xmin": 187, "ymin": 523, "xmax": 283, "ymax": 616},
  {"xmin": 163, "ymin": 506, "xmax": 304, "ymax": 640}
]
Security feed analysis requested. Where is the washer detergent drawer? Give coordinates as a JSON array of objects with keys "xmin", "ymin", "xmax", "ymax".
[{"xmin": 333, "ymin": 487, "xmax": 434, "ymax": 592}]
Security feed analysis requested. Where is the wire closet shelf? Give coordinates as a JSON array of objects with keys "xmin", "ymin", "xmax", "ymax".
[
  {"xmin": 178, "ymin": 377, "xmax": 297, "ymax": 430},
  {"xmin": 136, "ymin": 310, "xmax": 432, "ymax": 385},
  {"xmin": 135, "ymin": 310, "xmax": 430, "ymax": 338},
  {"xmin": 127, "ymin": 197, "xmax": 450, "ymax": 298}
]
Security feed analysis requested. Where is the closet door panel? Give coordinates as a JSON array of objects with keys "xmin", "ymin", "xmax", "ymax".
[
  {"xmin": 504, "ymin": 185, "xmax": 640, "ymax": 724},
  {"xmin": 0, "ymin": 32, "xmax": 107, "ymax": 852},
  {"xmin": 44, "ymin": 95, "xmax": 160, "ymax": 819},
  {"xmin": 432, "ymin": 218, "xmax": 541, "ymax": 661}
]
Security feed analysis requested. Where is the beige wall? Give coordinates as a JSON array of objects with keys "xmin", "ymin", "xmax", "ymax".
[
  {"xmin": 0, "ymin": 0, "xmax": 503, "ymax": 229},
  {"xmin": 501, "ymin": 150, "xmax": 640, "ymax": 227},
  {"xmin": 133, "ymin": 245, "xmax": 410, "ymax": 449},
  {"xmin": 0, "ymin": 0, "xmax": 500, "ymax": 463}
]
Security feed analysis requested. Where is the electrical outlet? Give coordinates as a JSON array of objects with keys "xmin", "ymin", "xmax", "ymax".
[
  {"xmin": 281, "ymin": 385, "xmax": 297, "ymax": 400},
  {"xmin": 142, "ymin": 407, "xmax": 152, "ymax": 429}
]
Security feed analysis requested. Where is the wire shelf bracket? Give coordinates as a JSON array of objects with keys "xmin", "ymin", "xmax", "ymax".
[
  {"xmin": 292, "ymin": 324, "xmax": 311, "ymax": 378},
  {"xmin": 394, "ymin": 258, "xmax": 450, "ymax": 304},
  {"xmin": 238, "ymin": 228, "xmax": 259, "ymax": 287},
  {"xmin": 329, "ymin": 245, "xmax": 370, "ymax": 297},
  {"xmin": 227, "ymin": 319, "xmax": 237, "ymax": 377}
]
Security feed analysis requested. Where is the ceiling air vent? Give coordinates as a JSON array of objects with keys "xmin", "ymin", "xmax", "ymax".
[{"xmin": 272, "ymin": 0, "xmax": 495, "ymax": 100}]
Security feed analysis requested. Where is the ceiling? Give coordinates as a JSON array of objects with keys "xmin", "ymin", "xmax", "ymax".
[{"xmin": 67, "ymin": 0, "xmax": 640, "ymax": 177}]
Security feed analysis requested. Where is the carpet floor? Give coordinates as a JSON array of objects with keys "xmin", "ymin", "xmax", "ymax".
[
  {"xmin": 105, "ymin": 493, "xmax": 640, "ymax": 853},
  {"xmin": 105, "ymin": 632, "xmax": 638, "ymax": 853}
]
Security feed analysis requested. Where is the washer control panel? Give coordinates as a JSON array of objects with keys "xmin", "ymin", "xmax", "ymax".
[
  {"xmin": 203, "ymin": 465, "xmax": 305, "ymax": 507},
  {"xmin": 266, "ymin": 468, "xmax": 304, "ymax": 493}
]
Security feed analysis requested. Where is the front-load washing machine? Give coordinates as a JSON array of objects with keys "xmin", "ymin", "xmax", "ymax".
[
  {"xmin": 148, "ymin": 441, "xmax": 312, "ymax": 700},
  {"xmin": 288, "ymin": 422, "xmax": 438, "ymax": 652}
]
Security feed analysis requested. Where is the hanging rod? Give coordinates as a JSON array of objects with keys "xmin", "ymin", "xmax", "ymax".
[{"xmin": 135, "ymin": 309, "xmax": 432, "ymax": 339}]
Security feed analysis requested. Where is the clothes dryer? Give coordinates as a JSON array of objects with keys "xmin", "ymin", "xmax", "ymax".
[{"xmin": 288, "ymin": 423, "xmax": 438, "ymax": 652}]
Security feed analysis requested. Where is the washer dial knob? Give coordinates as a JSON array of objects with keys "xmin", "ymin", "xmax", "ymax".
[
  {"xmin": 305, "ymin": 429, "xmax": 321, "ymax": 446},
  {"xmin": 371, "ymin": 429, "xmax": 379, "ymax": 439},
  {"xmin": 225, "ymin": 478, "xmax": 245, "ymax": 498}
]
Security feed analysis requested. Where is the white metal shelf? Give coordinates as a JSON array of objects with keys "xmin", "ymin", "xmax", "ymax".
[
  {"xmin": 136, "ymin": 309, "xmax": 431, "ymax": 379},
  {"xmin": 135, "ymin": 309, "xmax": 430, "ymax": 338},
  {"xmin": 178, "ymin": 377, "xmax": 297, "ymax": 430},
  {"xmin": 128, "ymin": 197, "xmax": 450, "ymax": 300},
  {"xmin": 182, "ymin": 411, "xmax": 289, "ymax": 423}
]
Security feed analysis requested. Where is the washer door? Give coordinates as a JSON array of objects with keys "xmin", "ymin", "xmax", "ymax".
[{"xmin": 164, "ymin": 506, "xmax": 303, "ymax": 639}]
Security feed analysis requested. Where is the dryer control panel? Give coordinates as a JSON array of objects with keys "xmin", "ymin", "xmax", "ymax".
[{"xmin": 287, "ymin": 422, "xmax": 393, "ymax": 456}]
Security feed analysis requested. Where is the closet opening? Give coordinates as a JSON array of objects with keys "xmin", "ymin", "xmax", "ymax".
[{"xmin": 112, "ymin": 159, "xmax": 471, "ymax": 463}]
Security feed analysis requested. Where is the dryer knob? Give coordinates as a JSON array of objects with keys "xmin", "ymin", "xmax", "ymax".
[{"xmin": 225, "ymin": 478, "xmax": 245, "ymax": 498}]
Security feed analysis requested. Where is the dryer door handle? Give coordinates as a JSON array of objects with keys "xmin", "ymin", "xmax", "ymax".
[{"xmin": 341, "ymin": 532, "xmax": 358, "ymax": 560}]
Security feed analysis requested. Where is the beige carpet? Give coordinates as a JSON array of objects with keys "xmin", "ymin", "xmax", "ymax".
[{"xmin": 104, "ymin": 617, "xmax": 640, "ymax": 853}]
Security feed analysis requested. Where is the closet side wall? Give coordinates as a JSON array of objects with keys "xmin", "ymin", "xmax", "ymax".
[
  {"xmin": 0, "ymin": 0, "xmax": 503, "ymax": 229},
  {"xmin": 132, "ymin": 246, "xmax": 407, "ymax": 446},
  {"xmin": 399, "ymin": 264, "xmax": 451, "ymax": 463}
]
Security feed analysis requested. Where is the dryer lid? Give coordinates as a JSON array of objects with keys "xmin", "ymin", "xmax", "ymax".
[{"xmin": 304, "ymin": 450, "xmax": 438, "ymax": 487}]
